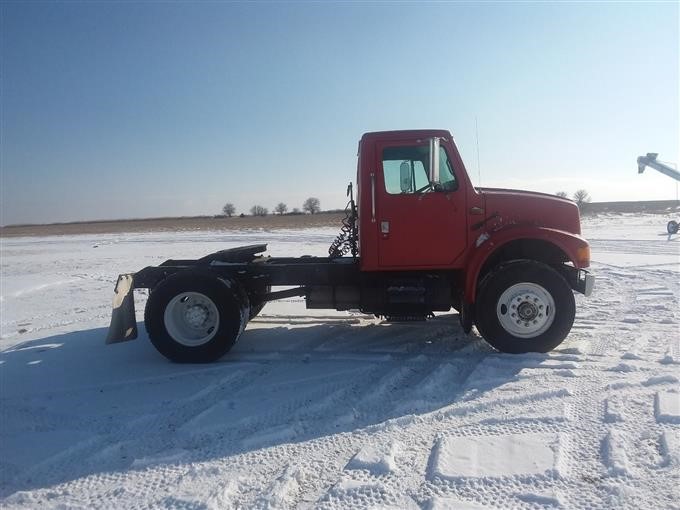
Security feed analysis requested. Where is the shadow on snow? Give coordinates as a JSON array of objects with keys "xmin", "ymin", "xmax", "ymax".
[{"xmin": 0, "ymin": 314, "xmax": 522, "ymax": 497}]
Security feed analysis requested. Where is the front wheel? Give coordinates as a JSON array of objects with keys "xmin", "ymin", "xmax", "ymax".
[
  {"xmin": 668, "ymin": 220, "xmax": 679, "ymax": 235},
  {"xmin": 475, "ymin": 261, "xmax": 575, "ymax": 354},
  {"xmin": 145, "ymin": 271, "xmax": 250, "ymax": 363}
]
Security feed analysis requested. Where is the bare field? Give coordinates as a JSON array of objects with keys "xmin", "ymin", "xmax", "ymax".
[
  {"xmin": 1, "ymin": 200, "xmax": 678, "ymax": 238},
  {"xmin": 0, "ymin": 212, "xmax": 346, "ymax": 238},
  {"xmin": 581, "ymin": 199, "xmax": 679, "ymax": 215}
]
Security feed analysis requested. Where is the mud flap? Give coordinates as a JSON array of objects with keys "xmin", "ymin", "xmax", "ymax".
[
  {"xmin": 105, "ymin": 274, "xmax": 138, "ymax": 344},
  {"xmin": 459, "ymin": 300, "xmax": 473, "ymax": 334}
]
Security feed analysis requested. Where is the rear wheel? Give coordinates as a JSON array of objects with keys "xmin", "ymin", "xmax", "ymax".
[
  {"xmin": 145, "ymin": 271, "xmax": 250, "ymax": 363},
  {"xmin": 668, "ymin": 220, "xmax": 679, "ymax": 235},
  {"xmin": 475, "ymin": 260, "xmax": 575, "ymax": 353}
]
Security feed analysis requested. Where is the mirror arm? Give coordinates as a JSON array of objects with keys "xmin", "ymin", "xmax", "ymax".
[
  {"xmin": 411, "ymin": 161, "xmax": 416, "ymax": 193},
  {"xmin": 429, "ymin": 137, "xmax": 440, "ymax": 185}
]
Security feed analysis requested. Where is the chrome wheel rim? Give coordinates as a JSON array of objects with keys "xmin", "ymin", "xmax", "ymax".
[
  {"xmin": 496, "ymin": 283, "xmax": 555, "ymax": 338},
  {"xmin": 163, "ymin": 292, "xmax": 219, "ymax": 346}
]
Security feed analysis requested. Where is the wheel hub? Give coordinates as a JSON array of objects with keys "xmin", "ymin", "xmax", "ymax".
[
  {"xmin": 163, "ymin": 292, "xmax": 220, "ymax": 347},
  {"xmin": 517, "ymin": 301, "xmax": 538, "ymax": 320},
  {"xmin": 184, "ymin": 305, "xmax": 209, "ymax": 328},
  {"xmin": 496, "ymin": 283, "xmax": 555, "ymax": 338}
]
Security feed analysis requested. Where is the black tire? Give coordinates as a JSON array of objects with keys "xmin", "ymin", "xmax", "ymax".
[
  {"xmin": 475, "ymin": 260, "xmax": 575, "ymax": 354},
  {"xmin": 144, "ymin": 271, "xmax": 250, "ymax": 363},
  {"xmin": 667, "ymin": 220, "xmax": 679, "ymax": 235}
]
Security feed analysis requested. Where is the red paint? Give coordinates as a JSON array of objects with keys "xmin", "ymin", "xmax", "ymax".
[
  {"xmin": 356, "ymin": 130, "xmax": 590, "ymax": 301},
  {"xmin": 463, "ymin": 226, "xmax": 591, "ymax": 302},
  {"xmin": 373, "ymin": 137, "xmax": 468, "ymax": 267}
]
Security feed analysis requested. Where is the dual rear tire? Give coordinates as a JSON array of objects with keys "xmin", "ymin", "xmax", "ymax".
[{"xmin": 145, "ymin": 271, "xmax": 250, "ymax": 363}]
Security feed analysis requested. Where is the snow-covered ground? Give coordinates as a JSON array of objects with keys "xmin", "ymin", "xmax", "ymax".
[{"xmin": 1, "ymin": 213, "xmax": 679, "ymax": 509}]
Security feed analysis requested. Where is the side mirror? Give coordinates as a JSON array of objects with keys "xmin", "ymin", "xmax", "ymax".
[{"xmin": 399, "ymin": 160, "xmax": 413, "ymax": 192}]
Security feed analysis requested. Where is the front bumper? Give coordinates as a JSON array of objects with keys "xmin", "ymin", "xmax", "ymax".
[
  {"xmin": 574, "ymin": 269, "xmax": 595, "ymax": 297},
  {"xmin": 560, "ymin": 266, "xmax": 594, "ymax": 297}
]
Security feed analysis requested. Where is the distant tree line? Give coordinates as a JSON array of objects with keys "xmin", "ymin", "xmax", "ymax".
[
  {"xmin": 219, "ymin": 197, "xmax": 322, "ymax": 217},
  {"xmin": 555, "ymin": 189, "xmax": 591, "ymax": 209},
  {"xmin": 225, "ymin": 189, "xmax": 593, "ymax": 217}
]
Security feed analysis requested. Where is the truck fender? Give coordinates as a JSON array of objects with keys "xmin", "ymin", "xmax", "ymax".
[{"xmin": 463, "ymin": 226, "xmax": 590, "ymax": 303}]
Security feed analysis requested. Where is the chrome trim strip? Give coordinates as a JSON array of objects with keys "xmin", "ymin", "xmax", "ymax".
[{"xmin": 370, "ymin": 172, "xmax": 376, "ymax": 223}]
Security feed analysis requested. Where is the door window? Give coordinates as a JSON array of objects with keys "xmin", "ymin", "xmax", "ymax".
[
  {"xmin": 382, "ymin": 145, "xmax": 429, "ymax": 194},
  {"xmin": 382, "ymin": 144, "xmax": 457, "ymax": 194}
]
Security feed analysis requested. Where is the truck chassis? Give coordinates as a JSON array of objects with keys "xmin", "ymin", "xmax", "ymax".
[{"xmin": 108, "ymin": 243, "xmax": 592, "ymax": 363}]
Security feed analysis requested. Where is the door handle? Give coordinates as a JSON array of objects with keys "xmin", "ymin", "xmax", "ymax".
[{"xmin": 470, "ymin": 206, "xmax": 485, "ymax": 215}]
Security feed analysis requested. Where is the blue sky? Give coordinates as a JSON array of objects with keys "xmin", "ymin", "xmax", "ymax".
[{"xmin": 1, "ymin": 1, "xmax": 678, "ymax": 225}]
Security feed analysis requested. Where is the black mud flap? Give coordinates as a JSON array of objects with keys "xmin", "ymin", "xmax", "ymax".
[
  {"xmin": 106, "ymin": 274, "xmax": 138, "ymax": 344},
  {"xmin": 459, "ymin": 301, "xmax": 473, "ymax": 334}
]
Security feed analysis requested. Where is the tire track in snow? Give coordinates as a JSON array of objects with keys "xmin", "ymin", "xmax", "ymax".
[
  {"xmin": 317, "ymin": 358, "xmax": 577, "ymax": 508},
  {"xmin": 6, "ymin": 364, "xmax": 270, "ymax": 495},
  {"xmin": 212, "ymin": 363, "xmax": 384, "ymax": 451},
  {"xmin": 181, "ymin": 341, "xmax": 491, "ymax": 508}
]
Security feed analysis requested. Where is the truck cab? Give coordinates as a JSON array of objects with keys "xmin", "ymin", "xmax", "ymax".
[
  {"xmin": 356, "ymin": 128, "xmax": 591, "ymax": 301},
  {"xmin": 358, "ymin": 130, "xmax": 470, "ymax": 270}
]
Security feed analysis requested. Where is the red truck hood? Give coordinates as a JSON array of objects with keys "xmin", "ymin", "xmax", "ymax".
[{"xmin": 477, "ymin": 187, "xmax": 581, "ymax": 235}]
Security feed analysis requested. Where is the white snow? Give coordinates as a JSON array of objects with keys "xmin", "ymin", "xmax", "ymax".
[
  {"xmin": 427, "ymin": 496, "xmax": 492, "ymax": 510},
  {"xmin": 644, "ymin": 374, "xmax": 679, "ymax": 386},
  {"xmin": 602, "ymin": 429, "xmax": 631, "ymax": 476},
  {"xmin": 604, "ymin": 396, "xmax": 625, "ymax": 422},
  {"xmin": 660, "ymin": 430, "xmax": 680, "ymax": 467},
  {"xmin": 1, "ymin": 213, "xmax": 679, "ymax": 508},
  {"xmin": 516, "ymin": 491, "xmax": 563, "ymax": 507},
  {"xmin": 430, "ymin": 433, "xmax": 562, "ymax": 479},
  {"xmin": 655, "ymin": 391, "xmax": 680, "ymax": 423},
  {"xmin": 346, "ymin": 443, "xmax": 398, "ymax": 475}
]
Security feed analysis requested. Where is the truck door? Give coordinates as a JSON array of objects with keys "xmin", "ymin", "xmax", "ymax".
[{"xmin": 376, "ymin": 139, "xmax": 467, "ymax": 268}]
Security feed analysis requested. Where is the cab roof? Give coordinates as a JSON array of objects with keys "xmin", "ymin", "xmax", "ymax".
[{"xmin": 360, "ymin": 129, "xmax": 452, "ymax": 143}]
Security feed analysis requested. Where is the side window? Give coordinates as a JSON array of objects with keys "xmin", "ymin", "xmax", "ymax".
[
  {"xmin": 382, "ymin": 145, "xmax": 429, "ymax": 194},
  {"xmin": 382, "ymin": 144, "xmax": 458, "ymax": 194},
  {"xmin": 439, "ymin": 146, "xmax": 458, "ymax": 191}
]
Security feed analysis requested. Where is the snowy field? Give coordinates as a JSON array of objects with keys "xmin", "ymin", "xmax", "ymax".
[{"xmin": 1, "ymin": 213, "xmax": 679, "ymax": 509}]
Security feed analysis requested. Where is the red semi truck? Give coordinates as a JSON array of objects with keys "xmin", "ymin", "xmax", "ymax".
[{"xmin": 107, "ymin": 129, "xmax": 594, "ymax": 362}]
